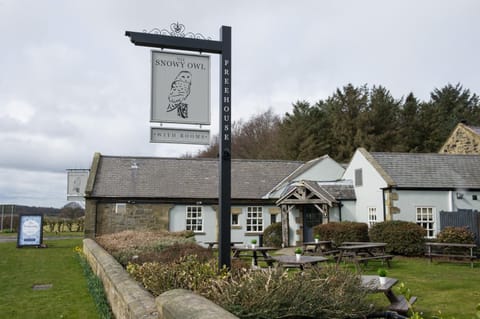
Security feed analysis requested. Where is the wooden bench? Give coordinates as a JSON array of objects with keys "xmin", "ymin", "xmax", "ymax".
[
  {"xmin": 357, "ymin": 254, "xmax": 394, "ymax": 267},
  {"xmin": 362, "ymin": 276, "xmax": 416, "ymax": 316},
  {"xmin": 257, "ymin": 256, "xmax": 275, "ymax": 266},
  {"xmin": 389, "ymin": 295, "xmax": 417, "ymax": 314},
  {"xmin": 425, "ymin": 242, "xmax": 477, "ymax": 268}
]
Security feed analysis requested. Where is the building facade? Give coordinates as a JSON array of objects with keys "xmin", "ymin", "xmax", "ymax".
[
  {"xmin": 84, "ymin": 153, "xmax": 350, "ymax": 246},
  {"xmin": 343, "ymin": 148, "xmax": 480, "ymax": 238}
]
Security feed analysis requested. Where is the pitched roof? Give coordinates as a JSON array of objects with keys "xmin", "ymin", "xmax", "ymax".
[
  {"xmin": 470, "ymin": 126, "xmax": 480, "ymax": 135},
  {"xmin": 89, "ymin": 155, "xmax": 303, "ymax": 199},
  {"xmin": 367, "ymin": 151, "xmax": 480, "ymax": 189},
  {"xmin": 316, "ymin": 181, "xmax": 356, "ymax": 200},
  {"xmin": 264, "ymin": 155, "xmax": 344, "ymax": 198},
  {"xmin": 439, "ymin": 122, "xmax": 480, "ymax": 154},
  {"xmin": 276, "ymin": 180, "xmax": 355, "ymax": 206}
]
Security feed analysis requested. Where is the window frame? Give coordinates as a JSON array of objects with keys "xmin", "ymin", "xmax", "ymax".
[
  {"xmin": 186, "ymin": 205, "xmax": 204, "ymax": 233},
  {"xmin": 231, "ymin": 213, "xmax": 240, "ymax": 226},
  {"xmin": 368, "ymin": 207, "xmax": 377, "ymax": 227},
  {"xmin": 246, "ymin": 206, "xmax": 263, "ymax": 233},
  {"xmin": 416, "ymin": 206, "xmax": 435, "ymax": 238},
  {"xmin": 115, "ymin": 203, "xmax": 126, "ymax": 214}
]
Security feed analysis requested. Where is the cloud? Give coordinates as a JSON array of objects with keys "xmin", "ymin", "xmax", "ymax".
[{"xmin": 0, "ymin": 0, "xmax": 479, "ymax": 207}]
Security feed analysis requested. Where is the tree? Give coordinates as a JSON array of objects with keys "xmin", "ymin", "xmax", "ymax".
[
  {"xmin": 397, "ymin": 93, "xmax": 424, "ymax": 152},
  {"xmin": 423, "ymin": 83, "xmax": 480, "ymax": 151},
  {"xmin": 278, "ymin": 101, "xmax": 329, "ymax": 161},
  {"xmin": 323, "ymin": 84, "xmax": 369, "ymax": 162},
  {"xmin": 196, "ymin": 109, "xmax": 283, "ymax": 159},
  {"xmin": 357, "ymin": 85, "xmax": 401, "ymax": 152},
  {"xmin": 233, "ymin": 109, "xmax": 283, "ymax": 159}
]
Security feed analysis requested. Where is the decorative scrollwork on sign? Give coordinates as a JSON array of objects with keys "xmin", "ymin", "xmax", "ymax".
[{"xmin": 143, "ymin": 22, "xmax": 211, "ymax": 40}]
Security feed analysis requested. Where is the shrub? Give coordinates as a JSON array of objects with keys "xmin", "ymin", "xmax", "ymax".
[
  {"xmin": 131, "ymin": 242, "xmax": 213, "ymax": 264},
  {"xmin": 209, "ymin": 266, "xmax": 372, "ymax": 319},
  {"xmin": 313, "ymin": 221, "xmax": 369, "ymax": 246},
  {"xmin": 127, "ymin": 255, "xmax": 230, "ymax": 297},
  {"xmin": 436, "ymin": 226, "xmax": 475, "ymax": 244},
  {"xmin": 96, "ymin": 230, "xmax": 195, "ymax": 266},
  {"xmin": 262, "ymin": 222, "xmax": 282, "ymax": 248},
  {"xmin": 369, "ymin": 221, "xmax": 425, "ymax": 256}
]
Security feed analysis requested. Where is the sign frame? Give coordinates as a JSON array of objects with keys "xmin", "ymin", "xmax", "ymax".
[
  {"xmin": 66, "ymin": 169, "xmax": 90, "ymax": 201},
  {"xmin": 151, "ymin": 50, "xmax": 211, "ymax": 125},
  {"xmin": 150, "ymin": 127, "xmax": 210, "ymax": 145},
  {"xmin": 17, "ymin": 214, "xmax": 44, "ymax": 248}
]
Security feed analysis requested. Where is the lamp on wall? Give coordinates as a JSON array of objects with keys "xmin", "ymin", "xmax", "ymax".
[{"xmin": 456, "ymin": 192, "xmax": 464, "ymax": 200}]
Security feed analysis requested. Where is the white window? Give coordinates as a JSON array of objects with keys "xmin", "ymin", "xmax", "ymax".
[
  {"xmin": 186, "ymin": 206, "xmax": 203, "ymax": 232},
  {"xmin": 416, "ymin": 207, "xmax": 435, "ymax": 238},
  {"xmin": 246, "ymin": 206, "xmax": 263, "ymax": 232},
  {"xmin": 368, "ymin": 207, "xmax": 377, "ymax": 227},
  {"xmin": 231, "ymin": 213, "xmax": 240, "ymax": 226},
  {"xmin": 115, "ymin": 203, "xmax": 126, "ymax": 214}
]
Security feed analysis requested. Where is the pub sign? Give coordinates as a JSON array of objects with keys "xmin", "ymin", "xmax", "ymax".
[{"xmin": 151, "ymin": 51, "xmax": 210, "ymax": 125}]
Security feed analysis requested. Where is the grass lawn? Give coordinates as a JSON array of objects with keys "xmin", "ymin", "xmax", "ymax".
[
  {"xmin": 0, "ymin": 238, "xmax": 101, "ymax": 319},
  {"xmin": 359, "ymin": 256, "xmax": 480, "ymax": 318},
  {"xmin": 1, "ymin": 235, "xmax": 478, "ymax": 319}
]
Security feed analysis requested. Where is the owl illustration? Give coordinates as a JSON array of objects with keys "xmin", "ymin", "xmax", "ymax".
[{"xmin": 166, "ymin": 71, "xmax": 192, "ymax": 119}]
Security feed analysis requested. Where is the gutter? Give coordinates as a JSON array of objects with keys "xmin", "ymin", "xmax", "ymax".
[{"xmin": 382, "ymin": 189, "xmax": 387, "ymax": 221}]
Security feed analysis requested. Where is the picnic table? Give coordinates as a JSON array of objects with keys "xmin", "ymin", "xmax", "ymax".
[
  {"xmin": 425, "ymin": 242, "xmax": 477, "ymax": 268},
  {"xmin": 361, "ymin": 275, "xmax": 417, "ymax": 315},
  {"xmin": 272, "ymin": 255, "xmax": 329, "ymax": 270},
  {"xmin": 231, "ymin": 246, "xmax": 276, "ymax": 266},
  {"xmin": 203, "ymin": 241, "xmax": 243, "ymax": 249},
  {"xmin": 336, "ymin": 242, "xmax": 393, "ymax": 270},
  {"xmin": 302, "ymin": 240, "xmax": 339, "ymax": 256}
]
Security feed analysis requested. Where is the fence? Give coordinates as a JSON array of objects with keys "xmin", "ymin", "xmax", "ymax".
[{"xmin": 439, "ymin": 210, "xmax": 480, "ymax": 245}]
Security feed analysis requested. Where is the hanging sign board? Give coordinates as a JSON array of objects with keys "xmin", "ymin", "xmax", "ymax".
[
  {"xmin": 66, "ymin": 169, "xmax": 90, "ymax": 201},
  {"xmin": 150, "ymin": 127, "xmax": 210, "ymax": 145},
  {"xmin": 17, "ymin": 214, "xmax": 44, "ymax": 247},
  {"xmin": 151, "ymin": 51, "xmax": 210, "ymax": 125}
]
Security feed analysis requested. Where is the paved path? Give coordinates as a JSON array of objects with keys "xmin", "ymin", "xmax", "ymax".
[{"xmin": 0, "ymin": 235, "xmax": 83, "ymax": 243}]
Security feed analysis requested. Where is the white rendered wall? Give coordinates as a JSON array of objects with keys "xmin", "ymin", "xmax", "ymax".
[{"xmin": 342, "ymin": 149, "xmax": 388, "ymax": 224}]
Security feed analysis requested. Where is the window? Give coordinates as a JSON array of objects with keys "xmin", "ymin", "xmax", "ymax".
[
  {"xmin": 368, "ymin": 207, "xmax": 377, "ymax": 227},
  {"xmin": 231, "ymin": 213, "xmax": 239, "ymax": 226},
  {"xmin": 186, "ymin": 206, "xmax": 203, "ymax": 232},
  {"xmin": 355, "ymin": 169, "xmax": 363, "ymax": 186},
  {"xmin": 246, "ymin": 206, "xmax": 263, "ymax": 232},
  {"xmin": 270, "ymin": 213, "xmax": 277, "ymax": 224},
  {"xmin": 115, "ymin": 203, "xmax": 126, "ymax": 214},
  {"xmin": 416, "ymin": 207, "xmax": 435, "ymax": 238}
]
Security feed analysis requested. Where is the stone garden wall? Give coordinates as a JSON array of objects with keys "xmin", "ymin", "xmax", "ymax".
[{"xmin": 83, "ymin": 238, "xmax": 238, "ymax": 319}]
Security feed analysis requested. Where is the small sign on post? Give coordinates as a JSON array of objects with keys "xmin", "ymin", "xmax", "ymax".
[
  {"xmin": 150, "ymin": 127, "xmax": 210, "ymax": 145},
  {"xmin": 17, "ymin": 214, "xmax": 44, "ymax": 248}
]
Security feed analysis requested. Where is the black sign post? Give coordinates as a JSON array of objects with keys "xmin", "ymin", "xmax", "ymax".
[{"xmin": 125, "ymin": 25, "xmax": 232, "ymax": 269}]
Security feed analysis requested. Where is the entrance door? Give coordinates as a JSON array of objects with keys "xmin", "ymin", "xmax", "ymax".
[{"xmin": 303, "ymin": 205, "xmax": 323, "ymax": 242}]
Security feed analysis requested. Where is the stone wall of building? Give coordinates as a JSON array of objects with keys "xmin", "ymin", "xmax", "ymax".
[
  {"xmin": 440, "ymin": 125, "xmax": 480, "ymax": 154},
  {"xmin": 85, "ymin": 202, "xmax": 173, "ymax": 237}
]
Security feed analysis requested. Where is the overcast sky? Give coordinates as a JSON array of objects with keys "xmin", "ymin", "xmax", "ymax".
[{"xmin": 1, "ymin": 0, "xmax": 479, "ymax": 208}]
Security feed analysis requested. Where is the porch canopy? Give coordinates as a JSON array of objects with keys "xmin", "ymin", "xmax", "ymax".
[{"xmin": 275, "ymin": 180, "xmax": 338, "ymax": 216}]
